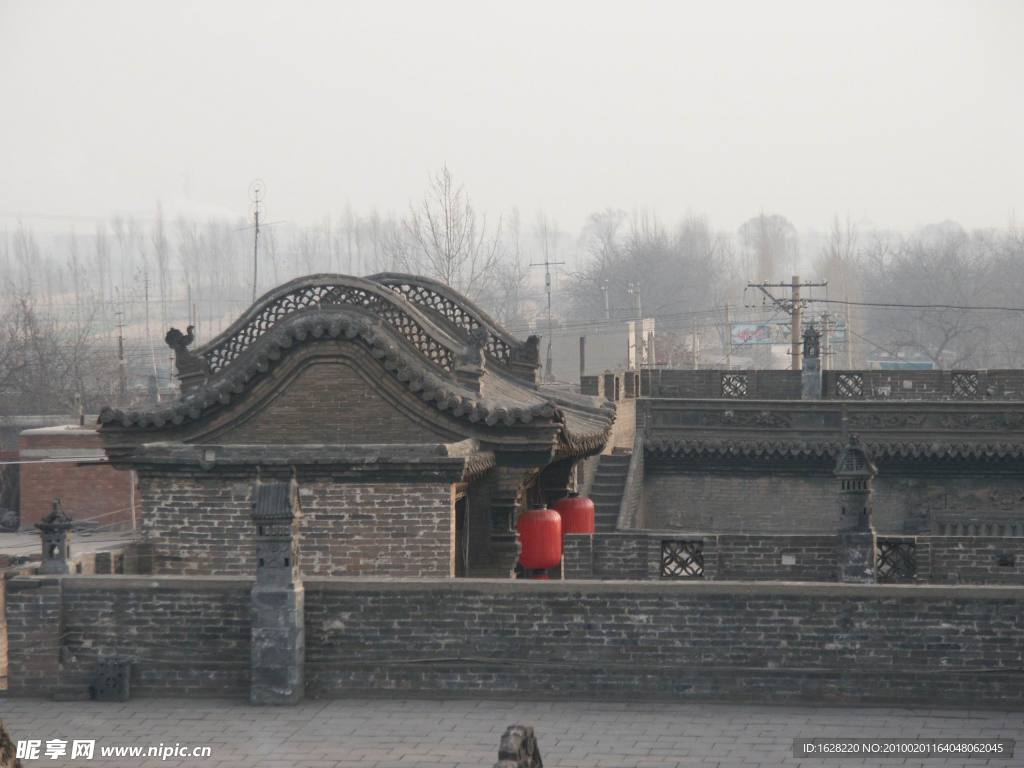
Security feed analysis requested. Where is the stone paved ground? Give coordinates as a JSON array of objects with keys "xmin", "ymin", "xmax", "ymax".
[{"xmin": 1, "ymin": 697, "xmax": 1021, "ymax": 768}]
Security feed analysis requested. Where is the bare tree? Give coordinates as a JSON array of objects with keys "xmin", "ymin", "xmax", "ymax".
[
  {"xmin": 490, "ymin": 206, "xmax": 530, "ymax": 325},
  {"xmin": 398, "ymin": 166, "xmax": 502, "ymax": 300},
  {"xmin": 738, "ymin": 213, "xmax": 798, "ymax": 281}
]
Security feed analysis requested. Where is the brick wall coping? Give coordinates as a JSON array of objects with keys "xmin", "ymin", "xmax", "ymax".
[
  {"xmin": 6, "ymin": 575, "xmax": 252, "ymax": 592},
  {"xmin": 573, "ymin": 530, "xmax": 841, "ymax": 538},
  {"xmin": 301, "ymin": 576, "xmax": 1024, "ymax": 600},
  {"xmin": 10, "ymin": 573, "xmax": 1024, "ymax": 599}
]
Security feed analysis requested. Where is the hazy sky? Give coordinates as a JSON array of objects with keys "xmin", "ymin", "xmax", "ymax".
[{"xmin": 1, "ymin": 0, "xmax": 1022, "ymax": 234}]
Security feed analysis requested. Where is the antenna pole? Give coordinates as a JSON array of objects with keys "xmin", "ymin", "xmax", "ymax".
[
  {"xmin": 530, "ymin": 250, "xmax": 565, "ymax": 383},
  {"xmin": 252, "ymin": 199, "xmax": 261, "ymax": 302},
  {"xmin": 116, "ymin": 310, "xmax": 127, "ymax": 404}
]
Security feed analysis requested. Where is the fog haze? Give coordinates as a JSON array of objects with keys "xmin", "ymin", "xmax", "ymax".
[{"xmin": 2, "ymin": 0, "xmax": 1022, "ymax": 232}]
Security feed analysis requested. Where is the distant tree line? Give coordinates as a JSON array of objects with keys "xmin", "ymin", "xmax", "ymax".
[{"xmin": 1, "ymin": 166, "xmax": 1023, "ymax": 416}]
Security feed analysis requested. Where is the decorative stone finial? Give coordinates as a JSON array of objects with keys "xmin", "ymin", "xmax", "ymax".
[
  {"xmin": 36, "ymin": 498, "xmax": 74, "ymax": 574},
  {"xmin": 165, "ymin": 324, "xmax": 208, "ymax": 387},
  {"xmin": 802, "ymin": 322, "xmax": 821, "ymax": 360}
]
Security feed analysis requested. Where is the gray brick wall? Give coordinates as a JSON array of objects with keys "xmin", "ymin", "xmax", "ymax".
[
  {"xmin": 6, "ymin": 576, "xmax": 251, "ymax": 698},
  {"xmin": 139, "ymin": 475, "xmax": 453, "ymax": 578},
  {"xmin": 4, "ymin": 579, "xmax": 62, "ymax": 695},
  {"xmin": 140, "ymin": 474, "xmax": 255, "ymax": 575},
  {"xmin": 716, "ymin": 534, "xmax": 836, "ymax": 580},
  {"xmin": 299, "ymin": 482, "xmax": 453, "ymax": 577},
  {"xmin": 928, "ymin": 536, "xmax": 1024, "ymax": 584},
  {"xmin": 7, "ymin": 576, "xmax": 1024, "ymax": 706},
  {"xmin": 215, "ymin": 359, "xmax": 449, "ymax": 444},
  {"xmin": 565, "ymin": 532, "xmax": 834, "ymax": 581},
  {"xmin": 303, "ymin": 579, "xmax": 1024, "ymax": 706},
  {"xmin": 644, "ymin": 470, "xmax": 837, "ymax": 532},
  {"xmin": 643, "ymin": 469, "xmax": 1024, "ymax": 534},
  {"xmin": 637, "ymin": 368, "xmax": 1024, "ymax": 401}
]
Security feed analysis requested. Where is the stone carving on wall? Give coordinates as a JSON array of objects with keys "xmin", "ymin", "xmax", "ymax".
[
  {"xmin": 846, "ymin": 412, "xmax": 927, "ymax": 430},
  {"xmin": 701, "ymin": 409, "xmax": 792, "ymax": 429},
  {"xmin": 936, "ymin": 412, "xmax": 1024, "ymax": 430}
]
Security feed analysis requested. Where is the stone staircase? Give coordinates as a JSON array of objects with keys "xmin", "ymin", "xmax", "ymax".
[{"xmin": 590, "ymin": 453, "xmax": 631, "ymax": 532}]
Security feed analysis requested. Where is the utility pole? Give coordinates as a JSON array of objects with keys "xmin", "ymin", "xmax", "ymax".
[
  {"xmin": 251, "ymin": 185, "xmax": 262, "ymax": 303},
  {"xmin": 115, "ymin": 310, "xmax": 127, "ymax": 404},
  {"xmin": 724, "ymin": 303, "xmax": 732, "ymax": 369},
  {"xmin": 747, "ymin": 275, "xmax": 827, "ymax": 371},
  {"xmin": 601, "ymin": 281, "xmax": 610, "ymax": 321},
  {"xmin": 239, "ymin": 180, "xmax": 283, "ymax": 304},
  {"xmin": 530, "ymin": 252, "xmax": 565, "ymax": 383},
  {"xmin": 627, "ymin": 282, "xmax": 645, "ymax": 368},
  {"xmin": 845, "ymin": 292, "xmax": 853, "ymax": 369}
]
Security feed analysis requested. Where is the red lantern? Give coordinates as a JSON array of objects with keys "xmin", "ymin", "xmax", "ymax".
[
  {"xmin": 553, "ymin": 495, "xmax": 596, "ymax": 536},
  {"xmin": 516, "ymin": 506, "xmax": 562, "ymax": 571}
]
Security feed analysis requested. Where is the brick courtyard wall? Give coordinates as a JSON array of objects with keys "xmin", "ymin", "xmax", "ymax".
[
  {"xmin": 927, "ymin": 536, "xmax": 1024, "ymax": 584},
  {"xmin": 640, "ymin": 370, "xmax": 802, "ymax": 399},
  {"xmin": 715, "ymin": 534, "xmax": 836, "ymax": 580},
  {"xmin": 4, "ymin": 578, "xmax": 62, "ymax": 695},
  {"xmin": 19, "ymin": 427, "xmax": 138, "ymax": 529},
  {"xmin": 643, "ymin": 468, "xmax": 1024, "ymax": 534},
  {"xmin": 139, "ymin": 474, "xmax": 454, "ymax": 578},
  {"xmin": 566, "ymin": 532, "xmax": 1024, "ymax": 585},
  {"xmin": 643, "ymin": 470, "xmax": 837, "ymax": 532},
  {"xmin": 637, "ymin": 368, "xmax": 1024, "ymax": 400},
  {"xmin": 565, "ymin": 532, "xmax": 836, "ymax": 581},
  {"xmin": 303, "ymin": 578, "xmax": 1024, "ymax": 707},
  {"xmin": 5, "ymin": 576, "xmax": 251, "ymax": 697},
  {"xmin": 6, "ymin": 576, "xmax": 1024, "ymax": 705}
]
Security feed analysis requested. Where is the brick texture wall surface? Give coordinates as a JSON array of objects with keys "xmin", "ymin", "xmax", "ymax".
[
  {"xmin": 640, "ymin": 370, "xmax": 802, "ymax": 399},
  {"xmin": 139, "ymin": 475, "xmax": 453, "ymax": 578},
  {"xmin": 299, "ymin": 482, "xmax": 453, "ymax": 577},
  {"xmin": 642, "ymin": 469, "xmax": 1024, "ymax": 534},
  {"xmin": 302, "ymin": 579, "xmax": 1024, "ymax": 706},
  {"xmin": 139, "ymin": 474, "xmax": 255, "ymax": 576},
  {"xmin": 214, "ymin": 360, "xmax": 449, "ymax": 444},
  {"xmin": 5, "ymin": 577, "xmax": 251, "ymax": 697},
  {"xmin": 567, "ymin": 532, "xmax": 836, "ymax": 581},
  {"xmin": 6, "ymin": 576, "xmax": 1024, "ymax": 705},
  {"xmin": 928, "ymin": 537, "xmax": 1024, "ymax": 584},
  {"xmin": 637, "ymin": 368, "xmax": 1024, "ymax": 401},
  {"xmin": 643, "ymin": 470, "xmax": 837, "ymax": 532},
  {"xmin": 715, "ymin": 534, "xmax": 836, "ymax": 580},
  {"xmin": 4, "ymin": 579, "xmax": 62, "ymax": 695},
  {"xmin": 19, "ymin": 430, "xmax": 137, "ymax": 528}
]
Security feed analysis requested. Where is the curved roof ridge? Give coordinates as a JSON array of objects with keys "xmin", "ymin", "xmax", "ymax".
[
  {"xmin": 368, "ymin": 272, "xmax": 538, "ymax": 369},
  {"xmin": 193, "ymin": 274, "xmax": 467, "ymax": 376},
  {"xmin": 99, "ymin": 309, "xmax": 565, "ymax": 432}
]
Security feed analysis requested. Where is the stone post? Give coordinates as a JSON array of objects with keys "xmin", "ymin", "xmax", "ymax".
[
  {"xmin": 35, "ymin": 498, "xmax": 73, "ymax": 575},
  {"xmin": 834, "ymin": 435, "xmax": 877, "ymax": 583},
  {"xmin": 801, "ymin": 323, "xmax": 822, "ymax": 399},
  {"xmin": 249, "ymin": 479, "xmax": 304, "ymax": 705}
]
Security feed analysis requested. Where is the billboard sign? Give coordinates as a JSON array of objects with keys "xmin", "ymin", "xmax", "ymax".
[{"xmin": 731, "ymin": 323, "xmax": 774, "ymax": 345}]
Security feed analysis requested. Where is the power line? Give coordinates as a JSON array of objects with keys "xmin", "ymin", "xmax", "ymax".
[{"xmin": 809, "ymin": 297, "xmax": 1024, "ymax": 313}]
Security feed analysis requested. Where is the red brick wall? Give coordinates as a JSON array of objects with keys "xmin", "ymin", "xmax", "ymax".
[{"xmin": 18, "ymin": 428, "xmax": 138, "ymax": 529}]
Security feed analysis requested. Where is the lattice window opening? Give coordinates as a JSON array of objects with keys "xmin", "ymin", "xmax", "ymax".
[
  {"xmin": 661, "ymin": 540, "xmax": 705, "ymax": 579},
  {"xmin": 200, "ymin": 285, "xmax": 455, "ymax": 373},
  {"xmin": 387, "ymin": 283, "xmax": 514, "ymax": 364},
  {"xmin": 721, "ymin": 374, "xmax": 750, "ymax": 399},
  {"xmin": 835, "ymin": 373, "xmax": 864, "ymax": 399},
  {"xmin": 951, "ymin": 372, "xmax": 980, "ymax": 399},
  {"xmin": 876, "ymin": 539, "xmax": 916, "ymax": 583}
]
